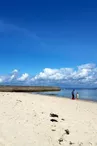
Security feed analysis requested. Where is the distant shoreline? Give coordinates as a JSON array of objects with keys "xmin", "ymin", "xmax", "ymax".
[{"xmin": 0, "ymin": 85, "xmax": 61, "ymax": 92}]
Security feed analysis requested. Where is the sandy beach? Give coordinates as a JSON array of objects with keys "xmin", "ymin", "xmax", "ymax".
[{"xmin": 0, "ymin": 92, "xmax": 97, "ymax": 146}]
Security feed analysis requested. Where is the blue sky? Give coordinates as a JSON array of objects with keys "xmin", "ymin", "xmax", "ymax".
[{"xmin": 0, "ymin": 0, "xmax": 97, "ymax": 86}]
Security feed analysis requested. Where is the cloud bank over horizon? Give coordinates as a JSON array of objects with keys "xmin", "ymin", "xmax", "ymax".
[{"xmin": 0, "ymin": 63, "xmax": 97, "ymax": 87}]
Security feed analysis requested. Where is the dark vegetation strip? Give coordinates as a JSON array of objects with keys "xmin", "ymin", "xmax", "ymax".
[{"xmin": 0, "ymin": 86, "xmax": 61, "ymax": 92}]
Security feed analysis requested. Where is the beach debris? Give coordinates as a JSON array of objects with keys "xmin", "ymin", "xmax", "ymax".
[
  {"xmin": 65, "ymin": 129, "xmax": 70, "ymax": 135},
  {"xmin": 61, "ymin": 118, "xmax": 65, "ymax": 121},
  {"xmin": 50, "ymin": 119, "xmax": 58, "ymax": 122},
  {"xmin": 58, "ymin": 138, "xmax": 63, "ymax": 145},
  {"xmin": 50, "ymin": 113, "xmax": 59, "ymax": 118},
  {"xmin": 16, "ymin": 99, "xmax": 22, "ymax": 102},
  {"xmin": 69, "ymin": 141, "xmax": 75, "ymax": 145},
  {"xmin": 13, "ymin": 99, "xmax": 22, "ymax": 108},
  {"xmin": 52, "ymin": 129, "xmax": 56, "ymax": 131},
  {"xmin": 79, "ymin": 142, "xmax": 83, "ymax": 146}
]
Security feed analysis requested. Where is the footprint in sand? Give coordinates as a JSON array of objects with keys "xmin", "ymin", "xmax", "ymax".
[
  {"xmin": 65, "ymin": 129, "xmax": 70, "ymax": 135},
  {"xmin": 61, "ymin": 118, "xmax": 65, "ymax": 121},
  {"xmin": 69, "ymin": 141, "xmax": 75, "ymax": 145},
  {"xmin": 58, "ymin": 138, "xmax": 64, "ymax": 145},
  {"xmin": 16, "ymin": 99, "xmax": 22, "ymax": 102},
  {"xmin": 50, "ymin": 113, "xmax": 59, "ymax": 122},
  {"xmin": 50, "ymin": 113, "xmax": 59, "ymax": 118},
  {"xmin": 52, "ymin": 129, "xmax": 56, "ymax": 131},
  {"xmin": 50, "ymin": 119, "xmax": 58, "ymax": 122}
]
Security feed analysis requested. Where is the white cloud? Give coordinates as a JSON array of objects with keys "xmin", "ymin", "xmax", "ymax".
[
  {"xmin": 0, "ymin": 76, "xmax": 7, "ymax": 83},
  {"xmin": 10, "ymin": 74, "xmax": 15, "ymax": 81},
  {"xmin": 31, "ymin": 68, "xmax": 73, "ymax": 81},
  {"xmin": 12, "ymin": 69, "xmax": 18, "ymax": 74},
  {"xmin": 31, "ymin": 63, "xmax": 97, "ymax": 86},
  {"xmin": 0, "ymin": 78, "xmax": 3, "ymax": 83},
  {"xmin": 17, "ymin": 73, "xmax": 29, "ymax": 81},
  {"xmin": 0, "ymin": 64, "xmax": 97, "ymax": 87},
  {"xmin": 8, "ymin": 69, "xmax": 19, "ymax": 81},
  {"xmin": 78, "ymin": 63, "xmax": 95, "ymax": 70}
]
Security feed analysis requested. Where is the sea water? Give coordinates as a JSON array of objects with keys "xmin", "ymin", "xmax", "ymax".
[{"xmin": 37, "ymin": 88, "xmax": 97, "ymax": 102}]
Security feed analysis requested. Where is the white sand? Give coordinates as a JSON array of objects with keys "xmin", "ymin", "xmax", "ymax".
[{"xmin": 0, "ymin": 92, "xmax": 97, "ymax": 146}]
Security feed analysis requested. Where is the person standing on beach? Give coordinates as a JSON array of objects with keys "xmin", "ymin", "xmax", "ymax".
[
  {"xmin": 71, "ymin": 89, "xmax": 75, "ymax": 100},
  {"xmin": 76, "ymin": 92, "xmax": 79, "ymax": 99}
]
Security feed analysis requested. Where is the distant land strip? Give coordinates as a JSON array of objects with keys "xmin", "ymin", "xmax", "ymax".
[{"xmin": 0, "ymin": 86, "xmax": 61, "ymax": 92}]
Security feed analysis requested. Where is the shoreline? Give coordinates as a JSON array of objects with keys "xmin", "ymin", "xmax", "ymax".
[
  {"xmin": 34, "ymin": 92, "xmax": 97, "ymax": 104},
  {"xmin": 31, "ymin": 92, "xmax": 97, "ymax": 103}
]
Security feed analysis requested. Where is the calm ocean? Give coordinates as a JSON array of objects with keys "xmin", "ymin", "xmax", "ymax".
[{"xmin": 37, "ymin": 88, "xmax": 97, "ymax": 102}]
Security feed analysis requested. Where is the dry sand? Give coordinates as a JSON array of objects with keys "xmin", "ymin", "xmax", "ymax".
[{"xmin": 0, "ymin": 92, "xmax": 97, "ymax": 146}]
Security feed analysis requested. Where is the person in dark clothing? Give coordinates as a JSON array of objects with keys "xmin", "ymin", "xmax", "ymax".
[{"xmin": 72, "ymin": 89, "xmax": 75, "ymax": 100}]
